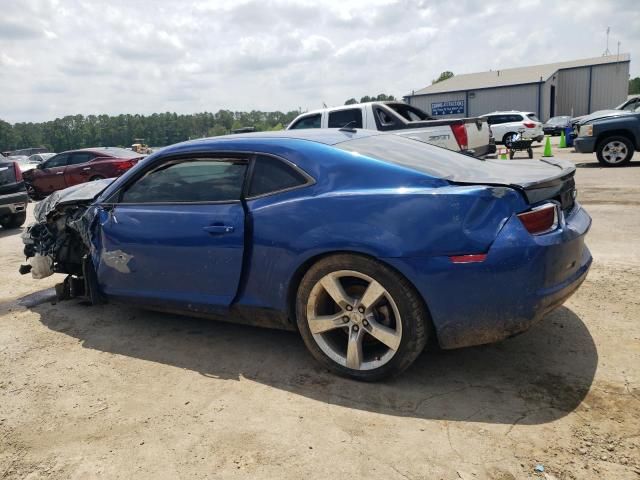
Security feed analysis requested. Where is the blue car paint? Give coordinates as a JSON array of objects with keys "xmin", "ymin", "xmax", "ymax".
[
  {"xmin": 90, "ymin": 131, "xmax": 592, "ymax": 349},
  {"xmin": 95, "ymin": 202, "xmax": 245, "ymax": 306}
]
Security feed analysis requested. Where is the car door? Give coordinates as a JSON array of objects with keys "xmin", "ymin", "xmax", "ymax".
[
  {"xmin": 32, "ymin": 153, "xmax": 70, "ymax": 194},
  {"xmin": 94, "ymin": 155, "xmax": 248, "ymax": 310},
  {"xmin": 64, "ymin": 152, "xmax": 98, "ymax": 185}
]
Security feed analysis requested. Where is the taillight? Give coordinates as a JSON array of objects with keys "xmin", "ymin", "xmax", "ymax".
[
  {"xmin": 523, "ymin": 122, "xmax": 536, "ymax": 128},
  {"xmin": 13, "ymin": 162, "xmax": 23, "ymax": 182},
  {"xmin": 517, "ymin": 203, "xmax": 558, "ymax": 235},
  {"xmin": 451, "ymin": 123, "xmax": 468, "ymax": 150},
  {"xmin": 114, "ymin": 160, "xmax": 135, "ymax": 172}
]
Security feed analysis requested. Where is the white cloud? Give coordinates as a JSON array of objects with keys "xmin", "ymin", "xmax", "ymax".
[{"xmin": 0, "ymin": 0, "xmax": 638, "ymax": 123}]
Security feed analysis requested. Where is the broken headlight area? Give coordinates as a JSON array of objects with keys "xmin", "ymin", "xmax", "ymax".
[{"xmin": 19, "ymin": 179, "xmax": 112, "ymax": 302}]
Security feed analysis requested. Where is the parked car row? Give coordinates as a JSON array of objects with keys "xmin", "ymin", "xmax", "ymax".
[{"xmin": 22, "ymin": 147, "xmax": 143, "ymax": 199}]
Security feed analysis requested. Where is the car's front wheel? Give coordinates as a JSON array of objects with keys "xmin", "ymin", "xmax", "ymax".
[
  {"xmin": 596, "ymin": 136, "xmax": 634, "ymax": 166},
  {"xmin": 0, "ymin": 212, "xmax": 27, "ymax": 229},
  {"xmin": 296, "ymin": 254, "xmax": 429, "ymax": 381}
]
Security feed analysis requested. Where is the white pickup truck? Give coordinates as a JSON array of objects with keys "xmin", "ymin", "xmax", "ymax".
[{"xmin": 286, "ymin": 102, "xmax": 494, "ymax": 158}]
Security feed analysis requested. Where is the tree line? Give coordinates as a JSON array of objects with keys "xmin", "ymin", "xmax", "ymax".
[{"xmin": 0, "ymin": 110, "xmax": 301, "ymax": 153}]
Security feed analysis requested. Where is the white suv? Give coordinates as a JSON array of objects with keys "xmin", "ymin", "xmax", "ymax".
[{"xmin": 481, "ymin": 111, "xmax": 544, "ymax": 145}]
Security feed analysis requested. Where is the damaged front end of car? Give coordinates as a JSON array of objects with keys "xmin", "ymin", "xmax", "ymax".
[{"xmin": 19, "ymin": 179, "xmax": 114, "ymax": 302}]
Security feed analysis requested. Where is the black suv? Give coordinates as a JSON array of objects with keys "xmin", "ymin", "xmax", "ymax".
[{"xmin": 0, "ymin": 158, "xmax": 28, "ymax": 228}]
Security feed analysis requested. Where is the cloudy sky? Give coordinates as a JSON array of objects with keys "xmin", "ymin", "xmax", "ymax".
[{"xmin": 1, "ymin": 0, "xmax": 638, "ymax": 123}]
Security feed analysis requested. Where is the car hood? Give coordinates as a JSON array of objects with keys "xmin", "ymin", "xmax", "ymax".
[
  {"xmin": 34, "ymin": 178, "xmax": 114, "ymax": 222},
  {"xmin": 577, "ymin": 109, "xmax": 632, "ymax": 124}
]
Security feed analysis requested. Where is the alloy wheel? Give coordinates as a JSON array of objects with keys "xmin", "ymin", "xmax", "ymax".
[
  {"xmin": 602, "ymin": 141, "xmax": 628, "ymax": 164},
  {"xmin": 305, "ymin": 270, "xmax": 402, "ymax": 371}
]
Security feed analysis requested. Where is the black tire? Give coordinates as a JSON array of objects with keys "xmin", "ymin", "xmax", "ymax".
[
  {"xmin": 503, "ymin": 132, "xmax": 516, "ymax": 147},
  {"xmin": 509, "ymin": 150, "xmax": 515, "ymax": 159},
  {"xmin": 0, "ymin": 212, "xmax": 27, "ymax": 229},
  {"xmin": 296, "ymin": 254, "xmax": 430, "ymax": 381},
  {"xmin": 527, "ymin": 148, "xmax": 533, "ymax": 159},
  {"xmin": 89, "ymin": 175, "xmax": 106, "ymax": 181},
  {"xmin": 596, "ymin": 136, "xmax": 634, "ymax": 167}
]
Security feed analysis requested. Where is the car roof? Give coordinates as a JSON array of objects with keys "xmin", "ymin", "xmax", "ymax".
[{"xmin": 296, "ymin": 101, "xmax": 406, "ymax": 116}]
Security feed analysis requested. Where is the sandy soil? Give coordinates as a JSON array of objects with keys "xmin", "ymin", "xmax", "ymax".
[{"xmin": 1, "ymin": 141, "xmax": 639, "ymax": 479}]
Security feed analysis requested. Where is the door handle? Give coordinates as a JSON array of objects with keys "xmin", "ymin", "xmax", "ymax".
[
  {"xmin": 82, "ymin": 167, "xmax": 91, "ymax": 171},
  {"xmin": 56, "ymin": 172, "xmax": 64, "ymax": 175},
  {"xmin": 203, "ymin": 225, "xmax": 234, "ymax": 234}
]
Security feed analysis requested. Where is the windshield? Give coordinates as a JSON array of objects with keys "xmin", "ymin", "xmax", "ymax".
[{"xmin": 547, "ymin": 116, "xmax": 570, "ymax": 124}]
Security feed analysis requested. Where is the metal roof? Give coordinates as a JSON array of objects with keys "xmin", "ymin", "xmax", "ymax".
[{"xmin": 411, "ymin": 54, "xmax": 631, "ymax": 96}]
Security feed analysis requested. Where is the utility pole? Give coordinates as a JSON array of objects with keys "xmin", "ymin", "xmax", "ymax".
[{"xmin": 602, "ymin": 26, "xmax": 611, "ymax": 56}]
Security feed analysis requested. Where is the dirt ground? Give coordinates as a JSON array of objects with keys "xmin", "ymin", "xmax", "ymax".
[{"xmin": 1, "ymin": 138, "xmax": 639, "ymax": 480}]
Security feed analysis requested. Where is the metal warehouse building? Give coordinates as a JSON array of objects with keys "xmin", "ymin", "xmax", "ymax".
[{"xmin": 405, "ymin": 54, "xmax": 630, "ymax": 121}]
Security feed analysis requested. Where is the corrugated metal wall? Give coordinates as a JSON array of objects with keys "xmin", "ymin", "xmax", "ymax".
[
  {"xmin": 467, "ymin": 84, "xmax": 538, "ymax": 116},
  {"xmin": 407, "ymin": 92, "xmax": 466, "ymax": 118},
  {"xmin": 556, "ymin": 67, "xmax": 590, "ymax": 116},
  {"xmin": 406, "ymin": 60, "xmax": 630, "ymax": 119},
  {"xmin": 590, "ymin": 62, "xmax": 630, "ymax": 111}
]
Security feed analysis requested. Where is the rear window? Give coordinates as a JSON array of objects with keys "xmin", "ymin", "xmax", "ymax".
[
  {"xmin": 91, "ymin": 147, "xmax": 141, "ymax": 158},
  {"xmin": 527, "ymin": 113, "xmax": 540, "ymax": 122},
  {"xmin": 335, "ymin": 134, "xmax": 484, "ymax": 179},
  {"xmin": 328, "ymin": 109, "xmax": 363, "ymax": 128}
]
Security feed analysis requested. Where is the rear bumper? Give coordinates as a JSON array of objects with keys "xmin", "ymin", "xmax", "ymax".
[
  {"xmin": 573, "ymin": 136, "xmax": 597, "ymax": 153},
  {"xmin": 0, "ymin": 190, "xmax": 28, "ymax": 216},
  {"xmin": 385, "ymin": 204, "xmax": 592, "ymax": 349}
]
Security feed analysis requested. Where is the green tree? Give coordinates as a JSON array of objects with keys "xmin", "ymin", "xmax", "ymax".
[
  {"xmin": 432, "ymin": 71, "xmax": 454, "ymax": 84},
  {"xmin": 344, "ymin": 98, "xmax": 358, "ymax": 105},
  {"xmin": 630, "ymin": 77, "xmax": 640, "ymax": 95}
]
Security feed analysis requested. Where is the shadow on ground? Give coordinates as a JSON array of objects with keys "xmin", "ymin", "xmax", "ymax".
[
  {"xmin": 16, "ymin": 288, "xmax": 597, "ymax": 425},
  {"xmin": 576, "ymin": 161, "xmax": 640, "ymax": 168}
]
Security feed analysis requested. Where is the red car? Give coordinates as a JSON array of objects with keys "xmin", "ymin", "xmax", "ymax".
[{"xmin": 23, "ymin": 147, "xmax": 143, "ymax": 199}]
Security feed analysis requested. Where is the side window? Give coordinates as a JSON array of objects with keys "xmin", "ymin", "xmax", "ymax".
[
  {"xmin": 249, "ymin": 155, "xmax": 309, "ymax": 197},
  {"xmin": 68, "ymin": 152, "xmax": 95, "ymax": 165},
  {"xmin": 373, "ymin": 107, "xmax": 398, "ymax": 130},
  {"xmin": 510, "ymin": 115, "xmax": 524, "ymax": 122},
  {"xmin": 485, "ymin": 116, "xmax": 495, "ymax": 125},
  {"xmin": 622, "ymin": 99, "xmax": 639, "ymax": 111},
  {"xmin": 44, "ymin": 154, "xmax": 69, "ymax": 168},
  {"xmin": 121, "ymin": 159, "xmax": 247, "ymax": 203},
  {"xmin": 328, "ymin": 109, "xmax": 363, "ymax": 128},
  {"xmin": 289, "ymin": 114, "xmax": 321, "ymax": 129}
]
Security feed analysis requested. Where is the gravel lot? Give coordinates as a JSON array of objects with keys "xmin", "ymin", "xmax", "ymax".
[{"xmin": 1, "ymin": 138, "xmax": 639, "ymax": 479}]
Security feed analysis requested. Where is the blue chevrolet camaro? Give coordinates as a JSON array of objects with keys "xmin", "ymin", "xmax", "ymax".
[{"xmin": 23, "ymin": 129, "xmax": 592, "ymax": 380}]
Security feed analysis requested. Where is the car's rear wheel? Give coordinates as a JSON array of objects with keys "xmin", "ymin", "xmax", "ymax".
[
  {"xmin": 296, "ymin": 254, "xmax": 429, "ymax": 381},
  {"xmin": 89, "ymin": 175, "xmax": 106, "ymax": 181},
  {"xmin": 503, "ymin": 132, "xmax": 516, "ymax": 147},
  {"xmin": 0, "ymin": 212, "xmax": 27, "ymax": 229},
  {"xmin": 596, "ymin": 136, "xmax": 634, "ymax": 167}
]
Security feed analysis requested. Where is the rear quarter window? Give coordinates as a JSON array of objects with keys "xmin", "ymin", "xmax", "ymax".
[
  {"xmin": 527, "ymin": 113, "xmax": 540, "ymax": 122},
  {"xmin": 328, "ymin": 109, "xmax": 363, "ymax": 128},
  {"xmin": 249, "ymin": 155, "xmax": 309, "ymax": 197},
  {"xmin": 290, "ymin": 114, "xmax": 321, "ymax": 129}
]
